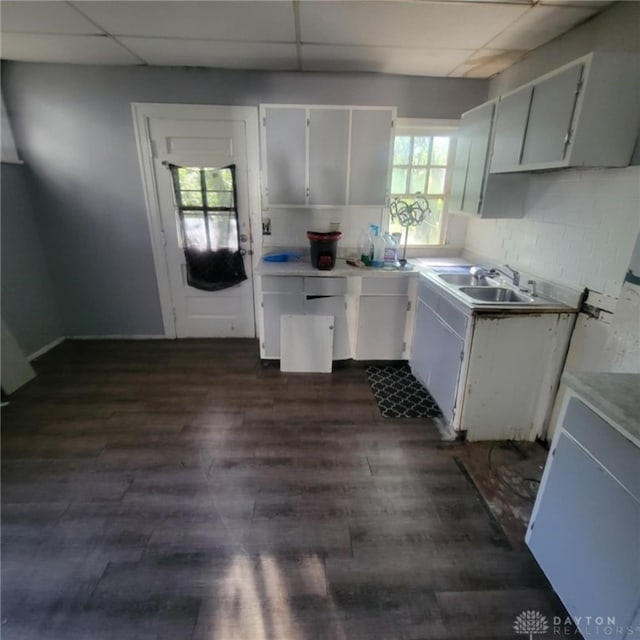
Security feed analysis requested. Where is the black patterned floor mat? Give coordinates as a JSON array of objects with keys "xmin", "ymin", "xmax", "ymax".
[{"xmin": 366, "ymin": 363, "xmax": 442, "ymax": 419}]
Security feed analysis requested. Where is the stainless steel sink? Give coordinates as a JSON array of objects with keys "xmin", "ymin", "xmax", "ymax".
[
  {"xmin": 459, "ymin": 287, "xmax": 534, "ymax": 303},
  {"xmin": 438, "ymin": 273, "xmax": 492, "ymax": 286}
]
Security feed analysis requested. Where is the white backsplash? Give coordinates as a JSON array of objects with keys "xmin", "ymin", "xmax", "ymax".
[
  {"xmin": 464, "ymin": 166, "xmax": 640, "ymax": 300},
  {"xmin": 261, "ymin": 204, "xmax": 468, "ymax": 256}
]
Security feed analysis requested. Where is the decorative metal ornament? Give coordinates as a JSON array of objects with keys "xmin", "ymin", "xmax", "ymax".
[{"xmin": 389, "ymin": 193, "xmax": 433, "ymax": 266}]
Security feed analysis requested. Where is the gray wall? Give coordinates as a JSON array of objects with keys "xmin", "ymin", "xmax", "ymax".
[
  {"xmin": 1, "ymin": 162, "xmax": 63, "ymax": 355},
  {"xmin": 1, "ymin": 64, "xmax": 487, "ymax": 336}
]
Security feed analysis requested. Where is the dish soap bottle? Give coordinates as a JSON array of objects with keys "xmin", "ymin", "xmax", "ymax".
[{"xmin": 371, "ymin": 225, "xmax": 385, "ymax": 268}]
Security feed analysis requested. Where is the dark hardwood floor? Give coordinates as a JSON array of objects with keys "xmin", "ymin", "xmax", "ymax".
[{"xmin": 2, "ymin": 339, "xmax": 570, "ymax": 640}]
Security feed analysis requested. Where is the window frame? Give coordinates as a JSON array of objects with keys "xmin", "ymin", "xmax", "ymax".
[{"xmin": 386, "ymin": 118, "xmax": 458, "ymax": 247}]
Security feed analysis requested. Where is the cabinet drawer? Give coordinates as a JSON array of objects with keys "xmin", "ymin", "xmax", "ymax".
[
  {"xmin": 361, "ymin": 276, "xmax": 409, "ymax": 295},
  {"xmin": 262, "ymin": 276, "xmax": 303, "ymax": 294},
  {"xmin": 563, "ymin": 397, "xmax": 640, "ymax": 502},
  {"xmin": 437, "ymin": 296, "xmax": 468, "ymax": 339},
  {"xmin": 304, "ymin": 277, "xmax": 346, "ymax": 296}
]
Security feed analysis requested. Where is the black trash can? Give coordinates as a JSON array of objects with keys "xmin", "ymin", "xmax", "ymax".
[{"xmin": 307, "ymin": 231, "xmax": 342, "ymax": 270}]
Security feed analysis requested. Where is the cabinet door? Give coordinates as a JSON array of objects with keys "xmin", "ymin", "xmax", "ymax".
[
  {"xmin": 264, "ymin": 107, "xmax": 306, "ymax": 205},
  {"xmin": 527, "ymin": 433, "xmax": 640, "ymax": 635},
  {"xmin": 280, "ymin": 315, "xmax": 334, "ymax": 373},
  {"xmin": 348, "ymin": 109, "xmax": 393, "ymax": 205},
  {"xmin": 424, "ymin": 309, "xmax": 464, "ymax": 424},
  {"xmin": 262, "ymin": 293, "xmax": 304, "ymax": 358},
  {"xmin": 410, "ymin": 299, "xmax": 432, "ymax": 388},
  {"xmin": 305, "ymin": 296, "xmax": 350, "ymax": 360},
  {"xmin": 521, "ymin": 63, "xmax": 584, "ymax": 166},
  {"xmin": 448, "ymin": 128, "xmax": 470, "ymax": 214},
  {"xmin": 356, "ymin": 295, "xmax": 408, "ymax": 360},
  {"xmin": 490, "ymin": 87, "xmax": 533, "ymax": 173},
  {"xmin": 460, "ymin": 102, "xmax": 495, "ymax": 215},
  {"xmin": 410, "ymin": 300, "xmax": 463, "ymax": 423},
  {"xmin": 308, "ymin": 109, "xmax": 349, "ymax": 206}
]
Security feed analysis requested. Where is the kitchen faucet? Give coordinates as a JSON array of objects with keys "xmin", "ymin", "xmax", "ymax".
[{"xmin": 503, "ymin": 264, "xmax": 520, "ymax": 287}]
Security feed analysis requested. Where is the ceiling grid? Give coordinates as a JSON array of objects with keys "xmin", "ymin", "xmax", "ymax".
[{"xmin": 0, "ymin": 0, "xmax": 615, "ymax": 78}]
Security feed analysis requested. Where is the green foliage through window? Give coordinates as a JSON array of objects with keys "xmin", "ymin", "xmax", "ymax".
[{"xmin": 390, "ymin": 133, "xmax": 452, "ymax": 245}]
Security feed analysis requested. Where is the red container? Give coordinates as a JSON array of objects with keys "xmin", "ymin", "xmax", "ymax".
[{"xmin": 307, "ymin": 231, "xmax": 342, "ymax": 270}]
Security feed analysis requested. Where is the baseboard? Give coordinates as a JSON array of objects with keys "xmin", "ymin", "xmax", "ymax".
[
  {"xmin": 27, "ymin": 336, "xmax": 65, "ymax": 361},
  {"xmin": 67, "ymin": 334, "xmax": 169, "ymax": 340}
]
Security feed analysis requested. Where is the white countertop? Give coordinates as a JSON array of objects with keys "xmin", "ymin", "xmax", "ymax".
[
  {"xmin": 563, "ymin": 372, "xmax": 640, "ymax": 448},
  {"xmin": 257, "ymin": 258, "xmax": 419, "ymax": 277}
]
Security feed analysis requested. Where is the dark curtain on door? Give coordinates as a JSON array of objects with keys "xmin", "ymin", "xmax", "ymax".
[{"xmin": 168, "ymin": 164, "xmax": 247, "ymax": 291}]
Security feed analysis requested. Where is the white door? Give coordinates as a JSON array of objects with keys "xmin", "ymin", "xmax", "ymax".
[{"xmin": 136, "ymin": 105, "xmax": 258, "ymax": 338}]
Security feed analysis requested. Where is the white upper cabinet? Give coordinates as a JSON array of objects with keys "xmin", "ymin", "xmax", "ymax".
[
  {"xmin": 260, "ymin": 105, "xmax": 396, "ymax": 207},
  {"xmin": 489, "ymin": 87, "xmax": 533, "ymax": 173},
  {"xmin": 449, "ymin": 101, "xmax": 494, "ymax": 215},
  {"xmin": 449, "ymin": 100, "xmax": 527, "ymax": 218},
  {"xmin": 490, "ymin": 52, "xmax": 640, "ymax": 173},
  {"xmin": 348, "ymin": 109, "xmax": 394, "ymax": 206},
  {"xmin": 308, "ymin": 108, "xmax": 349, "ymax": 206},
  {"xmin": 263, "ymin": 106, "xmax": 307, "ymax": 205}
]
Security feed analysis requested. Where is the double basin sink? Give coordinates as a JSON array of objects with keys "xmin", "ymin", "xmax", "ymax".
[{"xmin": 434, "ymin": 268, "xmax": 537, "ymax": 305}]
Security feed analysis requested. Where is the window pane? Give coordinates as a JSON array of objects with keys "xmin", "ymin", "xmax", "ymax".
[
  {"xmin": 389, "ymin": 197, "xmax": 444, "ymax": 246},
  {"xmin": 427, "ymin": 168, "xmax": 446, "ymax": 194},
  {"xmin": 206, "ymin": 191, "xmax": 233, "ymax": 208},
  {"xmin": 393, "ymin": 136, "xmax": 411, "ymax": 165},
  {"xmin": 204, "ymin": 168, "xmax": 233, "ymax": 192},
  {"xmin": 391, "ymin": 168, "xmax": 408, "ymax": 194},
  {"xmin": 178, "ymin": 168, "xmax": 201, "ymax": 191},
  {"xmin": 409, "ymin": 168, "xmax": 426, "ymax": 194},
  {"xmin": 431, "ymin": 137, "xmax": 450, "ymax": 165},
  {"xmin": 182, "ymin": 213, "xmax": 207, "ymax": 250},
  {"xmin": 208, "ymin": 214, "xmax": 238, "ymax": 251},
  {"xmin": 180, "ymin": 190, "xmax": 203, "ymax": 207},
  {"xmin": 412, "ymin": 137, "xmax": 431, "ymax": 165}
]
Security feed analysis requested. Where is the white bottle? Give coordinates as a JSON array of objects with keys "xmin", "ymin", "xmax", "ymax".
[
  {"xmin": 382, "ymin": 233, "xmax": 398, "ymax": 266},
  {"xmin": 371, "ymin": 225, "xmax": 385, "ymax": 267}
]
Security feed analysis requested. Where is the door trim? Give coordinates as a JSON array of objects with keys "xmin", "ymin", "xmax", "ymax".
[{"xmin": 132, "ymin": 103, "xmax": 261, "ymax": 338}]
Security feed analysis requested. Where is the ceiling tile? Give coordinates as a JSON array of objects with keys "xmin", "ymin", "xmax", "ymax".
[
  {"xmin": 74, "ymin": 1, "xmax": 296, "ymax": 42},
  {"xmin": 299, "ymin": 1, "xmax": 529, "ymax": 49},
  {"xmin": 301, "ymin": 44, "xmax": 472, "ymax": 77},
  {"xmin": 0, "ymin": 1, "xmax": 102, "ymax": 35},
  {"xmin": 0, "ymin": 33, "xmax": 140, "ymax": 64},
  {"xmin": 121, "ymin": 37, "xmax": 298, "ymax": 70},
  {"xmin": 484, "ymin": 4, "xmax": 601, "ymax": 50}
]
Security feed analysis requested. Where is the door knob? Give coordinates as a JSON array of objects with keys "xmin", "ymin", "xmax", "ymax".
[{"xmin": 239, "ymin": 234, "xmax": 248, "ymax": 242}]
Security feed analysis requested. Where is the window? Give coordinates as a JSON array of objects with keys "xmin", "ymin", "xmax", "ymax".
[
  {"xmin": 388, "ymin": 121, "xmax": 457, "ymax": 246},
  {"xmin": 170, "ymin": 165, "xmax": 238, "ymax": 252}
]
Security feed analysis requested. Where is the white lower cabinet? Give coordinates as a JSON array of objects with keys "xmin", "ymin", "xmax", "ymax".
[
  {"xmin": 262, "ymin": 293, "xmax": 304, "ymax": 358},
  {"xmin": 410, "ymin": 274, "xmax": 574, "ymax": 440},
  {"xmin": 411, "ymin": 282, "xmax": 466, "ymax": 426},
  {"xmin": 261, "ymin": 276, "xmax": 350, "ymax": 363},
  {"xmin": 260, "ymin": 273, "xmax": 412, "ymax": 365},
  {"xmin": 350, "ymin": 276, "xmax": 411, "ymax": 361},
  {"xmin": 527, "ymin": 393, "xmax": 640, "ymax": 638},
  {"xmin": 355, "ymin": 296, "xmax": 408, "ymax": 360}
]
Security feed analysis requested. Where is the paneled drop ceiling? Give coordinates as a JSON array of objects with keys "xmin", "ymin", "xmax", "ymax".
[{"xmin": 0, "ymin": 0, "xmax": 615, "ymax": 78}]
